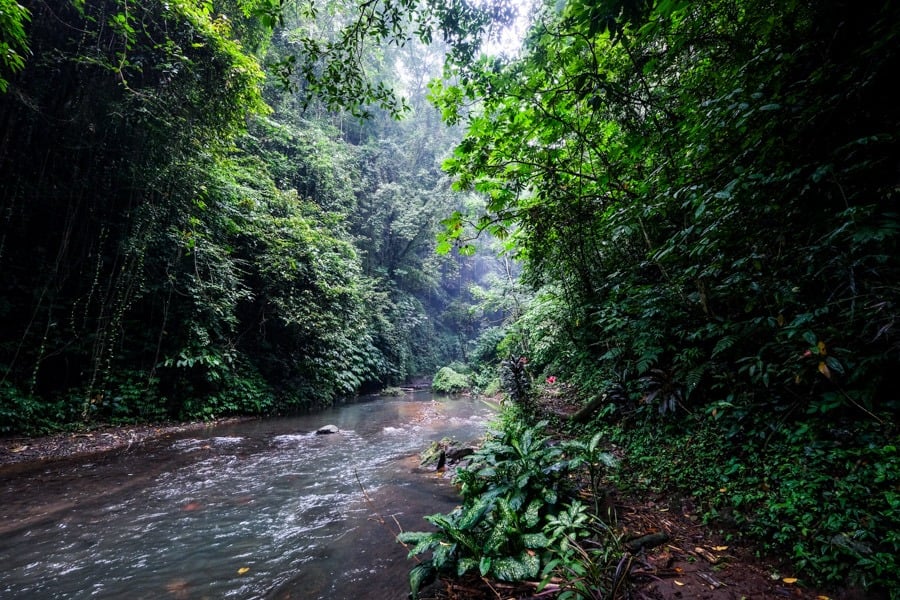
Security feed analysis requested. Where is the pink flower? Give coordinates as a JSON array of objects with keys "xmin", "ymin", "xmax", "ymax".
[{"xmin": 546, "ymin": 376, "xmax": 557, "ymax": 385}]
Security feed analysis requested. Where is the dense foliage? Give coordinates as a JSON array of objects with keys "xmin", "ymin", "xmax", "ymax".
[
  {"xmin": 0, "ymin": 0, "xmax": 508, "ymax": 433},
  {"xmin": 432, "ymin": 0, "xmax": 899, "ymax": 593},
  {"xmin": 2, "ymin": 0, "xmax": 898, "ymax": 595}
]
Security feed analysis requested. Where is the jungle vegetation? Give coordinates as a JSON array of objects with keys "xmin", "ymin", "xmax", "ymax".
[
  {"xmin": 0, "ymin": 0, "xmax": 512, "ymax": 429},
  {"xmin": 414, "ymin": 0, "xmax": 900, "ymax": 596},
  {"xmin": 1, "ymin": 0, "xmax": 898, "ymax": 595}
]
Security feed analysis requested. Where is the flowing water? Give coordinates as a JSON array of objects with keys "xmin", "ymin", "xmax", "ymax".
[{"xmin": 0, "ymin": 392, "xmax": 497, "ymax": 599}]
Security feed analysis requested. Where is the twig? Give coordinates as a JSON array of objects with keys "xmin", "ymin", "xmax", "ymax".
[
  {"xmin": 353, "ymin": 470, "xmax": 384, "ymax": 524},
  {"xmin": 481, "ymin": 576, "xmax": 502, "ymax": 599},
  {"xmin": 836, "ymin": 386, "xmax": 884, "ymax": 425},
  {"xmin": 353, "ymin": 470, "xmax": 420, "ymax": 563}
]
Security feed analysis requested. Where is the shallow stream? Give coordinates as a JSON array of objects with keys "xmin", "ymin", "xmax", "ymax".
[{"xmin": 0, "ymin": 392, "xmax": 496, "ymax": 599}]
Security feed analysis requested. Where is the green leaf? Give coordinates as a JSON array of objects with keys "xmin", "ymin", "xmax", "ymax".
[
  {"xmin": 712, "ymin": 335, "xmax": 737, "ymax": 357},
  {"xmin": 523, "ymin": 532, "xmax": 550, "ymax": 548},
  {"xmin": 457, "ymin": 557, "xmax": 478, "ymax": 576},
  {"xmin": 492, "ymin": 552, "xmax": 541, "ymax": 581},
  {"xmin": 479, "ymin": 555, "xmax": 492, "ymax": 576},
  {"xmin": 457, "ymin": 495, "xmax": 493, "ymax": 530},
  {"xmin": 524, "ymin": 499, "xmax": 542, "ymax": 528},
  {"xmin": 408, "ymin": 563, "xmax": 433, "ymax": 599},
  {"xmin": 432, "ymin": 541, "xmax": 456, "ymax": 568}
]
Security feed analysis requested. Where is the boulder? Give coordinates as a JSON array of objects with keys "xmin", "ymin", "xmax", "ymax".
[{"xmin": 316, "ymin": 425, "xmax": 340, "ymax": 435}]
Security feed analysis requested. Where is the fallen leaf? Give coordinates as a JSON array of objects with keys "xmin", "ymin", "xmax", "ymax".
[
  {"xmin": 816, "ymin": 596, "xmax": 831, "ymax": 600},
  {"xmin": 713, "ymin": 545, "xmax": 729, "ymax": 551},
  {"xmin": 10, "ymin": 445, "xmax": 29, "ymax": 453},
  {"xmin": 238, "ymin": 567, "xmax": 250, "ymax": 575},
  {"xmin": 782, "ymin": 577, "xmax": 798, "ymax": 584},
  {"xmin": 674, "ymin": 580, "xmax": 685, "ymax": 586},
  {"xmin": 719, "ymin": 487, "xmax": 727, "ymax": 493}
]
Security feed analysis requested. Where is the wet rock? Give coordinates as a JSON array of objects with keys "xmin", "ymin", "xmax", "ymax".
[
  {"xmin": 446, "ymin": 447, "xmax": 474, "ymax": 461},
  {"xmin": 316, "ymin": 425, "xmax": 339, "ymax": 435}
]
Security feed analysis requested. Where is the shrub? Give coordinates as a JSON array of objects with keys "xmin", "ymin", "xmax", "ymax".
[{"xmin": 432, "ymin": 366, "xmax": 470, "ymax": 393}]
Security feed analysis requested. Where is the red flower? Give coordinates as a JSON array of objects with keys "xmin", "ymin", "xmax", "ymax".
[{"xmin": 546, "ymin": 376, "xmax": 557, "ymax": 384}]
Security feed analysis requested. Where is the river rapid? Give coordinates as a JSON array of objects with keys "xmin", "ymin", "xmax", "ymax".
[{"xmin": 0, "ymin": 392, "xmax": 497, "ymax": 599}]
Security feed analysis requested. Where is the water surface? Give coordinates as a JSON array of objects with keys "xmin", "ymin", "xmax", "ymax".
[{"xmin": 0, "ymin": 392, "xmax": 495, "ymax": 599}]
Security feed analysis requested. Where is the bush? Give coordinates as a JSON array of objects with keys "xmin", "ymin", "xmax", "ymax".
[
  {"xmin": 0, "ymin": 381, "xmax": 49, "ymax": 435},
  {"xmin": 432, "ymin": 366, "xmax": 470, "ymax": 393},
  {"xmin": 446, "ymin": 361, "xmax": 472, "ymax": 374}
]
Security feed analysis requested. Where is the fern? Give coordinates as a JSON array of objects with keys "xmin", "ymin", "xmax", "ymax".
[{"xmin": 712, "ymin": 335, "xmax": 738, "ymax": 358}]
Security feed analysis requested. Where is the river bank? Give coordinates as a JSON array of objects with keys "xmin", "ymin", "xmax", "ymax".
[
  {"xmin": 416, "ymin": 390, "xmax": 845, "ymax": 600},
  {"xmin": 0, "ymin": 418, "xmax": 252, "ymax": 470}
]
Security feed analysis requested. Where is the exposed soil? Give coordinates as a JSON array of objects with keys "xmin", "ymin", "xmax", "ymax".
[{"xmin": 420, "ymin": 492, "xmax": 835, "ymax": 600}]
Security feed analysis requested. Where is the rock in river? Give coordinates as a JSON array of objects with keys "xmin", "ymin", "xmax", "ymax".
[{"xmin": 316, "ymin": 424, "xmax": 340, "ymax": 435}]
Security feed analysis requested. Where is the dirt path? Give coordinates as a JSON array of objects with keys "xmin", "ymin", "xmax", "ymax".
[
  {"xmin": 422, "ymin": 492, "xmax": 830, "ymax": 600},
  {"xmin": 614, "ymin": 497, "xmax": 827, "ymax": 600}
]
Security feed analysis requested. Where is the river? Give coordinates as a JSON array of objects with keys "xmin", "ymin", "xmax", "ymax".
[{"xmin": 0, "ymin": 392, "xmax": 497, "ymax": 599}]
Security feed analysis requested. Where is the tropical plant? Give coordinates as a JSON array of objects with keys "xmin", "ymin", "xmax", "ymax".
[
  {"xmin": 564, "ymin": 432, "xmax": 618, "ymax": 519},
  {"xmin": 398, "ymin": 413, "xmax": 576, "ymax": 597},
  {"xmin": 539, "ymin": 502, "xmax": 624, "ymax": 600}
]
